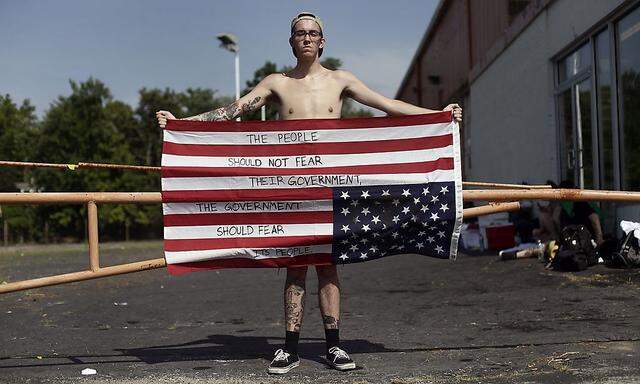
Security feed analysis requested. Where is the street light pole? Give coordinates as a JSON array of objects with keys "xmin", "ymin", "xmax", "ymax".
[
  {"xmin": 217, "ymin": 33, "xmax": 241, "ymax": 121},
  {"xmin": 234, "ymin": 51, "xmax": 240, "ymax": 103},
  {"xmin": 217, "ymin": 33, "xmax": 265, "ymax": 121}
]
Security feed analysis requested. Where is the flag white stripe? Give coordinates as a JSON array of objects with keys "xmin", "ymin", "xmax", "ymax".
[
  {"xmin": 161, "ymin": 170, "xmax": 455, "ymax": 191},
  {"xmin": 161, "ymin": 146, "xmax": 453, "ymax": 168},
  {"xmin": 165, "ymin": 244, "xmax": 333, "ymax": 264},
  {"xmin": 164, "ymin": 223, "xmax": 334, "ymax": 240},
  {"xmin": 164, "ymin": 123, "xmax": 452, "ymax": 146},
  {"xmin": 163, "ymin": 200, "xmax": 333, "ymax": 215}
]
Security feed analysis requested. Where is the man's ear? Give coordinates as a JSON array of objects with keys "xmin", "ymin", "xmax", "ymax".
[
  {"xmin": 319, "ymin": 37, "xmax": 325, "ymax": 49},
  {"xmin": 289, "ymin": 36, "xmax": 297, "ymax": 58}
]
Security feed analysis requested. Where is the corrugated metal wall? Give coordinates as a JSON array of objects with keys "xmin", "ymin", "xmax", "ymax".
[
  {"xmin": 469, "ymin": 0, "xmax": 510, "ymax": 66},
  {"xmin": 398, "ymin": 0, "xmax": 528, "ymax": 106}
]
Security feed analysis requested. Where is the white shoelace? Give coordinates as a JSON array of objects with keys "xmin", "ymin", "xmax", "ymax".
[
  {"xmin": 272, "ymin": 349, "xmax": 291, "ymax": 362},
  {"xmin": 328, "ymin": 346, "xmax": 349, "ymax": 362}
]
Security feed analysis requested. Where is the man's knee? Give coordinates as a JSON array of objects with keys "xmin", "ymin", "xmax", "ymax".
[
  {"xmin": 286, "ymin": 266, "xmax": 308, "ymax": 284},
  {"xmin": 315, "ymin": 265, "xmax": 338, "ymax": 281}
]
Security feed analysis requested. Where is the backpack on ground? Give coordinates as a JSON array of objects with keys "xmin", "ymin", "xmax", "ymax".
[
  {"xmin": 611, "ymin": 230, "xmax": 640, "ymax": 268},
  {"xmin": 548, "ymin": 225, "xmax": 597, "ymax": 271}
]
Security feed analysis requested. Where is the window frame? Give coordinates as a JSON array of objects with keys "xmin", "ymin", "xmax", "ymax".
[{"xmin": 552, "ymin": 1, "xmax": 640, "ymax": 191}]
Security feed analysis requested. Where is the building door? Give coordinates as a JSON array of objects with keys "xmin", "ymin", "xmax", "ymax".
[
  {"xmin": 558, "ymin": 77, "xmax": 596, "ymax": 189},
  {"xmin": 575, "ymin": 78, "xmax": 595, "ymax": 189},
  {"xmin": 557, "ymin": 42, "xmax": 597, "ymax": 189}
]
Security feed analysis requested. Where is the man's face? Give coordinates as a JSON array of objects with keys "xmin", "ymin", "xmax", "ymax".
[{"xmin": 289, "ymin": 19, "xmax": 324, "ymax": 59}]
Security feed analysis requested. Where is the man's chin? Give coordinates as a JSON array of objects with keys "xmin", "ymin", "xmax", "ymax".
[{"xmin": 299, "ymin": 51, "xmax": 316, "ymax": 58}]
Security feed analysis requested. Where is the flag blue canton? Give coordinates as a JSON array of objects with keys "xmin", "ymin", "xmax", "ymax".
[{"xmin": 332, "ymin": 182, "xmax": 456, "ymax": 264}]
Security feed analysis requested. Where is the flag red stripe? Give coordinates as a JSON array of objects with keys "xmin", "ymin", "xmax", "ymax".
[
  {"xmin": 164, "ymin": 211, "xmax": 332, "ymax": 226},
  {"xmin": 167, "ymin": 253, "xmax": 333, "ymax": 275},
  {"xmin": 164, "ymin": 235, "xmax": 334, "ymax": 252},
  {"xmin": 164, "ymin": 112, "xmax": 452, "ymax": 132},
  {"xmin": 162, "ymin": 188, "xmax": 333, "ymax": 202},
  {"xmin": 161, "ymin": 158, "xmax": 454, "ymax": 178},
  {"xmin": 163, "ymin": 134, "xmax": 452, "ymax": 157}
]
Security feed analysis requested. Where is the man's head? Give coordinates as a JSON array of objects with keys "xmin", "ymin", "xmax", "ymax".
[{"xmin": 289, "ymin": 12, "xmax": 325, "ymax": 59}]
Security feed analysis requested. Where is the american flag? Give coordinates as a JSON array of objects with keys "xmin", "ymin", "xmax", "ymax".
[{"xmin": 161, "ymin": 112, "xmax": 462, "ymax": 275}]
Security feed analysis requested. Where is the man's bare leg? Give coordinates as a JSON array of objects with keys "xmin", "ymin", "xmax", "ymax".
[
  {"xmin": 316, "ymin": 265, "xmax": 340, "ymax": 331},
  {"xmin": 284, "ymin": 267, "xmax": 307, "ymax": 350},
  {"xmin": 316, "ymin": 265, "xmax": 355, "ymax": 370},
  {"xmin": 268, "ymin": 267, "xmax": 307, "ymax": 374}
]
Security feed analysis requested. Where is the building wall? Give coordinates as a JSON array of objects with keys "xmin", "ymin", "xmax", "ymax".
[
  {"xmin": 419, "ymin": 0, "xmax": 470, "ymax": 108},
  {"xmin": 397, "ymin": 0, "xmax": 471, "ymax": 109},
  {"xmin": 469, "ymin": 0, "xmax": 510, "ymax": 66},
  {"xmin": 396, "ymin": 68, "xmax": 420, "ymax": 106},
  {"xmin": 466, "ymin": 0, "xmax": 625, "ymax": 184}
]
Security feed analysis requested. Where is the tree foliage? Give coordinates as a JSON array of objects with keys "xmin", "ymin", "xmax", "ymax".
[{"xmin": 0, "ymin": 56, "xmax": 375, "ymax": 244}]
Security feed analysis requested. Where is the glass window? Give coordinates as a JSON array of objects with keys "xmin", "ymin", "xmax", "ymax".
[
  {"xmin": 558, "ymin": 43, "xmax": 591, "ymax": 83},
  {"xmin": 617, "ymin": 7, "xmax": 640, "ymax": 190},
  {"xmin": 595, "ymin": 30, "xmax": 614, "ymax": 189}
]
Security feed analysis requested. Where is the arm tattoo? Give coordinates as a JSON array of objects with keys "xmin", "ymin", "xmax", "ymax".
[{"xmin": 184, "ymin": 96, "xmax": 262, "ymax": 122}]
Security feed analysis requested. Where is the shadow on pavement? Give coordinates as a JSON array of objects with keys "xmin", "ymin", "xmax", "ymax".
[{"xmin": 117, "ymin": 334, "xmax": 400, "ymax": 364}]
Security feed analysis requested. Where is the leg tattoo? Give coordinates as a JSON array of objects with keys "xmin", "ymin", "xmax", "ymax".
[
  {"xmin": 322, "ymin": 315, "xmax": 340, "ymax": 329},
  {"xmin": 284, "ymin": 270, "xmax": 306, "ymax": 332},
  {"xmin": 317, "ymin": 265, "xmax": 341, "ymax": 330}
]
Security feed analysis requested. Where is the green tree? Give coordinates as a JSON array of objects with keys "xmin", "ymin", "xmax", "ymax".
[
  {"xmin": 0, "ymin": 95, "xmax": 39, "ymax": 243},
  {"xmin": 0, "ymin": 94, "xmax": 38, "ymax": 191},
  {"xmin": 33, "ymin": 78, "xmax": 142, "ymax": 240}
]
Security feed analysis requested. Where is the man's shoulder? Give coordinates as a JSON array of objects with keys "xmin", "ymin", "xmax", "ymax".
[
  {"xmin": 262, "ymin": 73, "xmax": 285, "ymax": 85},
  {"xmin": 330, "ymin": 69, "xmax": 356, "ymax": 81}
]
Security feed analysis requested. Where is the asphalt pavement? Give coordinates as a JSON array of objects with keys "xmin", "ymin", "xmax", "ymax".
[{"xmin": 0, "ymin": 241, "xmax": 638, "ymax": 383}]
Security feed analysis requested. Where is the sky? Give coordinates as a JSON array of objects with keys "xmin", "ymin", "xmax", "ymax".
[{"xmin": 0, "ymin": 0, "xmax": 438, "ymax": 118}]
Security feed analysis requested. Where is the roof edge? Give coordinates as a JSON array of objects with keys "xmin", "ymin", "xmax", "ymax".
[{"xmin": 394, "ymin": 0, "xmax": 449, "ymax": 100}]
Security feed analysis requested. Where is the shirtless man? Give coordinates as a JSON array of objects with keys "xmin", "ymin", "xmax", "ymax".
[{"xmin": 157, "ymin": 12, "xmax": 463, "ymax": 374}]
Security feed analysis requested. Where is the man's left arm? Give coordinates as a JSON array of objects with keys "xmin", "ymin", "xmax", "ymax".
[{"xmin": 339, "ymin": 70, "xmax": 462, "ymax": 121}]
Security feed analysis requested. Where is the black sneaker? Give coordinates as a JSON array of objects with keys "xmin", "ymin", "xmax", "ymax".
[
  {"xmin": 267, "ymin": 349, "xmax": 299, "ymax": 374},
  {"xmin": 326, "ymin": 346, "xmax": 356, "ymax": 371}
]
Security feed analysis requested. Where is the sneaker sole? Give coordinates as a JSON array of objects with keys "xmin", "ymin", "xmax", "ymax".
[
  {"xmin": 267, "ymin": 361, "xmax": 299, "ymax": 374},
  {"xmin": 326, "ymin": 358, "xmax": 356, "ymax": 371}
]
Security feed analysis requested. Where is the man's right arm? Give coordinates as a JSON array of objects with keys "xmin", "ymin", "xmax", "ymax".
[{"xmin": 156, "ymin": 74, "xmax": 276, "ymax": 127}]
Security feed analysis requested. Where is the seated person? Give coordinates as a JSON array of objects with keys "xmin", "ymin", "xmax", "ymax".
[
  {"xmin": 532, "ymin": 181, "xmax": 560, "ymax": 242},
  {"xmin": 532, "ymin": 180, "xmax": 604, "ymax": 246},
  {"xmin": 556, "ymin": 180, "xmax": 604, "ymax": 246}
]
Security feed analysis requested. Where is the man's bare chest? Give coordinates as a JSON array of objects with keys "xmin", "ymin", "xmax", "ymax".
[{"xmin": 271, "ymin": 76, "xmax": 345, "ymax": 119}]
